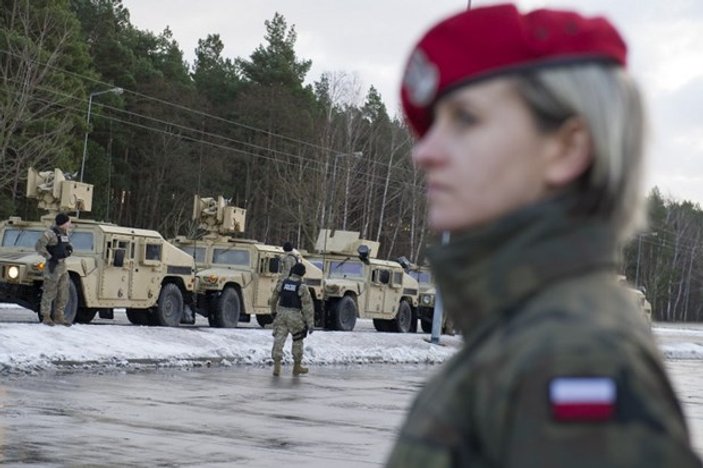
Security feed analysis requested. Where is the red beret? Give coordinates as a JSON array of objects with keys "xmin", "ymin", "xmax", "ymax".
[{"xmin": 401, "ymin": 4, "xmax": 627, "ymax": 137}]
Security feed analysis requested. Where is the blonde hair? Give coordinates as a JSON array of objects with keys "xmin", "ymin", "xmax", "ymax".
[{"xmin": 514, "ymin": 63, "xmax": 646, "ymax": 241}]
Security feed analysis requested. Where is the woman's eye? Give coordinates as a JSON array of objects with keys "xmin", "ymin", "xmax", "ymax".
[{"xmin": 451, "ymin": 108, "xmax": 477, "ymax": 126}]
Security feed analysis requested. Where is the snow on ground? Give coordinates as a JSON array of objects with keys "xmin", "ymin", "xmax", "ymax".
[
  {"xmin": 1, "ymin": 301, "xmax": 703, "ymax": 375},
  {"xmin": 0, "ymin": 314, "xmax": 462, "ymax": 375}
]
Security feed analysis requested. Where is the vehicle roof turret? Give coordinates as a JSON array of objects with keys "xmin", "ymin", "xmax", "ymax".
[
  {"xmin": 26, "ymin": 167, "xmax": 93, "ymax": 214},
  {"xmin": 193, "ymin": 195, "xmax": 246, "ymax": 239},
  {"xmin": 314, "ymin": 229, "xmax": 380, "ymax": 258}
]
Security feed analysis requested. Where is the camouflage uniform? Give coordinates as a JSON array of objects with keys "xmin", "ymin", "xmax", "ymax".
[
  {"xmin": 270, "ymin": 272, "xmax": 314, "ymax": 375},
  {"xmin": 386, "ymin": 198, "xmax": 701, "ymax": 467},
  {"xmin": 280, "ymin": 251, "xmax": 300, "ymax": 278},
  {"xmin": 35, "ymin": 225, "xmax": 72, "ymax": 325}
]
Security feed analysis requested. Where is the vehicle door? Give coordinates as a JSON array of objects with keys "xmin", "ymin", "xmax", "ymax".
[
  {"xmin": 386, "ymin": 270, "xmax": 405, "ymax": 313},
  {"xmin": 131, "ymin": 238, "xmax": 163, "ymax": 300},
  {"xmin": 100, "ymin": 234, "xmax": 135, "ymax": 300},
  {"xmin": 255, "ymin": 252, "xmax": 279, "ymax": 312},
  {"xmin": 368, "ymin": 267, "xmax": 391, "ymax": 314}
]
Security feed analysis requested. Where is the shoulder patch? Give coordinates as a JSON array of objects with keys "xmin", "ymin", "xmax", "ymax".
[{"xmin": 549, "ymin": 377, "xmax": 617, "ymax": 422}]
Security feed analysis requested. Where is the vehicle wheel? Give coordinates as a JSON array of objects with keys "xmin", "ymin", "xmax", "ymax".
[
  {"xmin": 212, "ymin": 287, "xmax": 241, "ymax": 328},
  {"xmin": 75, "ymin": 308, "xmax": 97, "ymax": 324},
  {"xmin": 334, "ymin": 296, "xmax": 357, "ymax": 331},
  {"xmin": 152, "ymin": 283, "xmax": 183, "ymax": 327},
  {"xmin": 54, "ymin": 280, "xmax": 79, "ymax": 324},
  {"xmin": 391, "ymin": 301, "xmax": 413, "ymax": 333},
  {"xmin": 256, "ymin": 314, "xmax": 273, "ymax": 328},
  {"xmin": 126, "ymin": 308, "xmax": 150, "ymax": 325},
  {"xmin": 373, "ymin": 319, "xmax": 389, "ymax": 332}
]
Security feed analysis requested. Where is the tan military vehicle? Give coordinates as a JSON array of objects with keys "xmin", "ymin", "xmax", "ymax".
[
  {"xmin": 618, "ymin": 275, "xmax": 653, "ymax": 325},
  {"xmin": 306, "ymin": 230, "xmax": 420, "ymax": 332},
  {"xmin": 171, "ymin": 196, "xmax": 323, "ymax": 328},
  {"xmin": 0, "ymin": 168, "xmax": 196, "ymax": 326},
  {"xmin": 399, "ymin": 262, "xmax": 436, "ymax": 333}
]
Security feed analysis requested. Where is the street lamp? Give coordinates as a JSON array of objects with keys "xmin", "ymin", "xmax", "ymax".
[
  {"xmin": 635, "ymin": 231, "xmax": 658, "ymax": 288},
  {"xmin": 80, "ymin": 87, "xmax": 123, "ymax": 182}
]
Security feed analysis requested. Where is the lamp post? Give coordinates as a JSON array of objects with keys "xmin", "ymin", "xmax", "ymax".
[
  {"xmin": 635, "ymin": 231, "xmax": 658, "ymax": 288},
  {"xmin": 80, "ymin": 87, "xmax": 123, "ymax": 182}
]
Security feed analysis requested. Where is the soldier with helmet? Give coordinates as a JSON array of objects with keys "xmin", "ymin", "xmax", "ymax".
[
  {"xmin": 387, "ymin": 4, "xmax": 701, "ymax": 467},
  {"xmin": 35, "ymin": 212, "xmax": 74, "ymax": 326},
  {"xmin": 269, "ymin": 262, "xmax": 314, "ymax": 376}
]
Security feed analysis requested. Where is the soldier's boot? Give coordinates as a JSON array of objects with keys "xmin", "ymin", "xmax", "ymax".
[
  {"xmin": 292, "ymin": 360, "xmax": 308, "ymax": 376},
  {"xmin": 273, "ymin": 359, "xmax": 282, "ymax": 377},
  {"xmin": 53, "ymin": 314, "xmax": 72, "ymax": 327},
  {"xmin": 41, "ymin": 314, "xmax": 55, "ymax": 326}
]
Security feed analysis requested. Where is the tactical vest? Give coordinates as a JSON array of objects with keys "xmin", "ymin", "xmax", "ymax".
[
  {"xmin": 278, "ymin": 278, "xmax": 302, "ymax": 309},
  {"xmin": 46, "ymin": 227, "xmax": 73, "ymax": 260}
]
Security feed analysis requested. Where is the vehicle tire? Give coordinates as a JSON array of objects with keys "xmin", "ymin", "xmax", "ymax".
[
  {"xmin": 58, "ymin": 280, "xmax": 79, "ymax": 324},
  {"xmin": 212, "ymin": 287, "xmax": 241, "ymax": 328},
  {"xmin": 333, "ymin": 296, "xmax": 357, "ymax": 331},
  {"xmin": 256, "ymin": 314, "xmax": 273, "ymax": 328},
  {"xmin": 126, "ymin": 308, "xmax": 150, "ymax": 325},
  {"xmin": 391, "ymin": 301, "xmax": 413, "ymax": 333},
  {"xmin": 152, "ymin": 283, "xmax": 183, "ymax": 327},
  {"xmin": 75, "ymin": 308, "xmax": 97, "ymax": 324},
  {"xmin": 373, "ymin": 318, "xmax": 389, "ymax": 332},
  {"xmin": 420, "ymin": 319, "xmax": 432, "ymax": 333}
]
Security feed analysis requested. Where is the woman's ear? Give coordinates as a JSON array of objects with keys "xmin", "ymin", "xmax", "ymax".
[{"xmin": 543, "ymin": 117, "xmax": 593, "ymax": 187}]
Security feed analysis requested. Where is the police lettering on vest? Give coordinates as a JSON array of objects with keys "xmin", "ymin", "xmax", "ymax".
[
  {"xmin": 46, "ymin": 227, "xmax": 73, "ymax": 260},
  {"xmin": 278, "ymin": 278, "xmax": 302, "ymax": 309}
]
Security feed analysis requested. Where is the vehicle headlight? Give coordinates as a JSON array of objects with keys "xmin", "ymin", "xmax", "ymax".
[
  {"xmin": 7, "ymin": 265, "xmax": 20, "ymax": 279},
  {"xmin": 205, "ymin": 274, "xmax": 218, "ymax": 284},
  {"xmin": 421, "ymin": 295, "xmax": 432, "ymax": 305}
]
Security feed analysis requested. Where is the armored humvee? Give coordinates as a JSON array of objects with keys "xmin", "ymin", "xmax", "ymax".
[
  {"xmin": 0, "ymin": 168, "xmax": 195, "ymax": 326},
  {"xmin": 400, "ymin": 263, "xmax": 437, "ymax": 333},
  {"xmin": 171, "ymin": 196, "xmax": 323, "ymax": 328},
  {"xmin": 306, "ymin": 230, "xmax": 420, "ymax": 332},
  {"xmin": 618, "ymin": 275, "xmax": 653, "ymax": 325}
]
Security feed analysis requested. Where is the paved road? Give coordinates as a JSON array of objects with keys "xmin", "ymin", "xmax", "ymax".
[
  {"xmin": 2, "ymin": 307, "xmax": 703, "ymax": 466},
  {"xmin": 0, "ymin": 364, "xmax": 428, "ymax": 467}
]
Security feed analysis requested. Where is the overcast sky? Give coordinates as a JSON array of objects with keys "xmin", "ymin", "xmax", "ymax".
[{"xmin": 121, "ymin": 0, "xmax": 703, "ymax": 205}]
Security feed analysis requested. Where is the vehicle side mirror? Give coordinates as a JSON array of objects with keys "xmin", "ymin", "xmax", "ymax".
[
  {"xmin": 379, "ymin": 270, "xmax": 390, "ymax": 285},
  {"xmin": 357, "ymin": 244, "xmax": 370, "ymax": 264},
  {"xmin": 269, "ymin": 257, "xmax": 280, "ymax": 274},
  {"xmin": 396, "ymin": 256, "xmax": 411, "ymax": 270},
  {"xmin": 114, "ymin": 248, "xmax": 125, "ymax": 267}
]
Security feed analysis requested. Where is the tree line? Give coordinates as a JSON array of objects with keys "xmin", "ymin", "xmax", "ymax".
[{"xmin": 2, "ymin": 0, "xmax": 701, "ymax": 321}]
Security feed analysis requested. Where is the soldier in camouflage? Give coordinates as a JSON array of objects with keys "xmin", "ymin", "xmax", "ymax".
[
  {"xmin": 270, "ymin": 262, "xmax": 314, "ymax": 376},
  {"xmin": 280, "ymin": 241, "xmax": 299, "ymax": 278},
  {"xmin": 387, "ymin": 4, "xmax": 702, "ymax": 467},
  {"xmin": 35, "ymin": 212, "xmax": 74, "ymax": 327}
]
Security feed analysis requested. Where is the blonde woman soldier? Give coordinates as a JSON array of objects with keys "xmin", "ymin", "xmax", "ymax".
[{"xmin": 387, "ymin": 4, "xmax": 701, "ymax": 467}]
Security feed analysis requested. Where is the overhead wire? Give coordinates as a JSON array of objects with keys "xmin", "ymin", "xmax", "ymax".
[
  {"xmin": 1, "ymin": 64, "xmax": 420, "ymax": 188},
  {"xmin": 0, "ymin": 84, "xmax": 425, "ymax": 194},
  {"xmin": 0, "ymin": 46, "xmax": 412, "ymax": 172}
]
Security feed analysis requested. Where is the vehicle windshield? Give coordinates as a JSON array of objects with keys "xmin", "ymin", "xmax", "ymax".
[
  {"xmin": 1, "ymin": 228, "xmax": 94, "ymax": 252},
  {"xmin": 213, "ymin": 248, "xmax": 250, "ymax": 266},
  {"xmin": 409, "ymin": 270, "xmax": 432, "ymax": 285},
  {"xmin": 308, "ymin": 258, "xmax": 324, "ymax": 271},
  {"xmin": 329, "ymin": 260, "xmax": 364, "ymax": 279},
  {"xmin": 178, "ymin": 245, "xmax": 207, "ymax": 264}
]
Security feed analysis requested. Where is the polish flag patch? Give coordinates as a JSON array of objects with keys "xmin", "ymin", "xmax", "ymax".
[{"xmin": 549, "ymin": 377, "xmax": 617, "ymax": 422}]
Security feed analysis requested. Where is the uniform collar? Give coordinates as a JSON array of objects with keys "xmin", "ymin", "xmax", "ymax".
[{"xmin": 427, "ymin": 194, "xmax": 618, "ymax": 338}]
